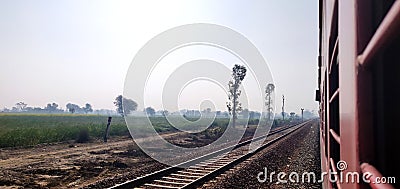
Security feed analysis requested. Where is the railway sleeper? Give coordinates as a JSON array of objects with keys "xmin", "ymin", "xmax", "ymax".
[
  {"xmin": 202, "ymin": 162, "xmax": 229, "ymax": 167},
  {"xmin": 153, "ymin": 179, "xmax": 188, "ymax": 185},
  {"xmin": 189, "ymin": 165, "xmax": 219, "ymax": 170},
  {"xmin": 162, "ymin": 176, "xmax": 195, "ymax": 182},
  {"xmin": 176, "ymin": 171, "xmax": 205, "ymax": 175},
  {"xmin": 206, "ymin": 158, "xmax": 231, "ymax": 163},
  {"xmin": 170, "ymin": 173, "xmax": 201, "ymax": 178},
  {"xmin": 185, "ymin": 168, "xmax": 213, "ymax": 173},
  {"xmin": 143, "ymin": 183, "xmax": 181, "ymax": 189}
]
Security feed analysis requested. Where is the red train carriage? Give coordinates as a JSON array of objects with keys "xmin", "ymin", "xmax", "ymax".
[{"xmin": 317, "ymin": 0, "xmax": 400, "ymax": 188}]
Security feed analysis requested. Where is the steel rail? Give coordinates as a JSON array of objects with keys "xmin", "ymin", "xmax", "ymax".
[{"xmin": 109, "ymin": 120, "xmax": 312, "ymax": 189}]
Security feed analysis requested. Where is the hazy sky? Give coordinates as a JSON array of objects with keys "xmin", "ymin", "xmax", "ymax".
[{"xmin": 0, "ymin": 0, "xmax": 319, "ymax": 114}]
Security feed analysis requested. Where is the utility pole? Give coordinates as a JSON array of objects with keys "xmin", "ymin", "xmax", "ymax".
[
  {"xmin": 282, "ymin": 95, "xmax": 285, "ymax": 120},
  {"xmin": 104, "ymin": 117, "xmax": 112, "ymax": 142},
  {"xmin": 265, "ymin": 83, "xmax": 275, "ymax": 121},
  {"xmin": 301, "ymin": 108, "xmax": 304, "ymax": 122}
]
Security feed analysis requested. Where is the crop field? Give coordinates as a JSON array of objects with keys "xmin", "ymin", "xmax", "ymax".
[
  {"xmin": 0, "ymin": 114, "xmax": 128, "ymax": 148},
  {"xmin": 0, "ymin": 114, "xmax": 251, "ymax": 148}
]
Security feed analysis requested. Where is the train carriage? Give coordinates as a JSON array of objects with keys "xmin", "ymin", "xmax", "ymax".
[{"xmin": 317, "ymin": 0, "xmax": 400, "ymax": 188}]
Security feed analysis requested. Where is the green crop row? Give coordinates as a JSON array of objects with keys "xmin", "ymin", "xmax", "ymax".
[{"xmin": 0, "ymin": 114, "xmax": 262, "ymax": 148}]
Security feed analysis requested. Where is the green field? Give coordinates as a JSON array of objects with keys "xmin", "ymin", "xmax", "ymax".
[
  {"xmin": 0, "ymin": 114, "xmax": 129, "ymax": 148},
  {"xmin": 0, "ymin": 114, "xmax": 239, "ymax": 148}
]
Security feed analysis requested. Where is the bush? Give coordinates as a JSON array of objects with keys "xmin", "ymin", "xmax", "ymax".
[
  {"xmin": 204, "ymin": 127, "xmax": 223, "ymax": 139},
  {"xmin": 248, "ymin": 119, "xmax": 259, "ymax": 125},
  {"xmin": 76, "ymin": 128, "xmax": 90, "ymax": 143}
]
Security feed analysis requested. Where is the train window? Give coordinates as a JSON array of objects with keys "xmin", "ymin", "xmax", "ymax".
[
  {"xmin": 357, "ymin": 0, "xmax": 400, "ymax": 187},
  {"xmin": 324, "ymin": 71, "xmax": 328, "ymax": 158},
  {"xmin": 320, "ymin": 0, "xmax": 399, "ymax": 188},
  {"xmin": 327, "ymin": 1, "xmax": 340, "ymax": 188},
  {"xmin": 371, "ymin": 36, "xmax": 400, "ymax": 188},
  {"xmin": 370, "ymin": 8, "xmax": 400, "ymax": 188}
]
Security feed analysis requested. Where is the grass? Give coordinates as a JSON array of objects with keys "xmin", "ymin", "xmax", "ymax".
[
  {"xmin": 0, "ymin": 113, "xmax": 263, "ymax": 148},
  {"xmin": 0, "ymin": 114, "xmax": 128, "ymax": 148}
]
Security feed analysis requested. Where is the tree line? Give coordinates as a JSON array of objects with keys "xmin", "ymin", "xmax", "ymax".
[
  {"xmin": 2, "ymin": 102, "xmax": 94, "ymax": 114},
  {"xmin": 113, "ymin": 64, "xmax": 278, "ymax": 128},
  {"xmin": 2, "ymin": 64, "xmax": 316, "ymax": 121}
]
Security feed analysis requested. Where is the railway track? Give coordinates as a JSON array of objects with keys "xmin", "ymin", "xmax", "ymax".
[{"xmin": 109, "ymin": 121, "xmax": 311, "ymax": 189}]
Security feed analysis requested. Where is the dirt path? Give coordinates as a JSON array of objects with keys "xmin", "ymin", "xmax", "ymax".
[
  {"xmin": 0, "ymin": 132, "xmax": 180, "ymax": 169},
  {"xmin": 0, "ymin": 139, "xmax": 132, "ymax": 169},
  {"xmin": 0, "ymin": 133, "xmax": 181, "ymax": 188}
]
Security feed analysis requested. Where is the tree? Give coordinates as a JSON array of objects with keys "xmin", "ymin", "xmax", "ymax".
[
  {"xmin": 114, "ymin": 95, "xmax": 138, "ymax": 117},
  {"xmin": 83, "ymin": 103, "xmax": 93, "ymax": 114},
  {"xmin": 226, "ymin": 64, "xmax": 247, "ymax": 128},
  {"xmin": 265, "ymin": 83, "xmax": 275, "ymax": 121},
  {"xmin": 145, "ymin": 107, "xmax": 156, "ymax": 117},
  {"xmin": 45, "ymin": 103, "xmax": 59, "ymax": 113},
  {"xmin": 66, "ymin": 103, "xmax": 79, "ymax": 114},
  {"xmin": 290, "ymin": 112, "xmax": 295, "ymax": 118},
  {"xmin": 241, "ymin": 108, "xmax": 249, "ymax": 119},
  {"xmin": 114, "ymin": 95, "xmax": 124, "ymax": 116},
  {"xmin": 15, "ymin": 102, "xmax": 27, "ymax": 112},
  {"xmin": 161, "ymin": 110, "xmax": 169, "ymax": 116},
  {"xmin": 303, "ymin": 109, "xmax": 318, "ymax": 119},
  {"xmin": 250, "ymin": 111, "xmax": 261, "ymax": 119},
  {"xmin": 202, "ymin": 108, "xmax": 212, "ymax": 118}
]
